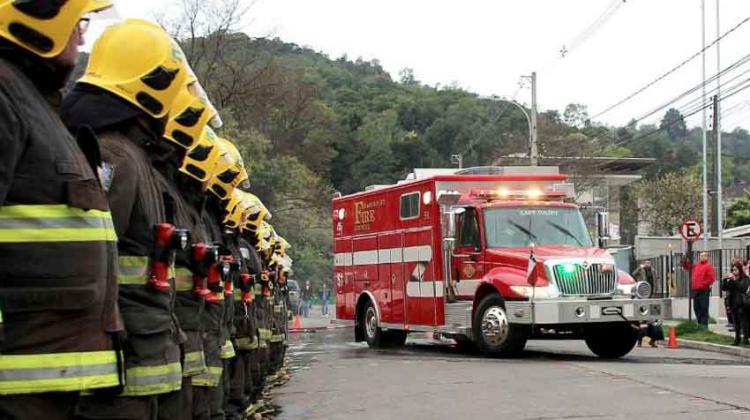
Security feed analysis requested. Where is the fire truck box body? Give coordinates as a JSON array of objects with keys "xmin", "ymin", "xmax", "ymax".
[{"xmin": 332, "ymin": 167, "xmax": 671, "ymax": 358}]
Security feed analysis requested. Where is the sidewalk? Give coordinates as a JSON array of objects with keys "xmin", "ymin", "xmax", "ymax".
[{"xmin": 289, "ymin": 304, "xmax": 341, "ymax": 331}]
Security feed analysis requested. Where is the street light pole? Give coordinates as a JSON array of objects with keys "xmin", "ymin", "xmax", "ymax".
[{"xmin": 481, "ymin": 95, "xmax": 533, "ymax": 164}]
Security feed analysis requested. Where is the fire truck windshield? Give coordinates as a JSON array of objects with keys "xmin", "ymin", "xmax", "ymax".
[{"xmin": 483, "ymin": 207, "xmax": 593, "ymax": 248}]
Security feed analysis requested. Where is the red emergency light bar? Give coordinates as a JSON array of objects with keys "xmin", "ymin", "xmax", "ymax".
[{"xmin": 470, "ymin": 188, "xmax": 568, "ymax": 201}]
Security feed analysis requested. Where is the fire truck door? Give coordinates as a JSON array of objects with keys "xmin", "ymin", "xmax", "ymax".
[
  {"xmin": 353, "ymin": 235, "xmax": 378, "ymax": 313},
  {"xmin": 404, "ymin": 229, "xmax": 435, "ymax": 326},
  {"xmin": 378, "ymin": 233, "xmax": 403, "ymax": 323},
  {"xmin": 335, "ymin": 238, "xmax": 354, "ymax": 320},
  {"xmin": 451, "ymin": 208, "xmax": 484, "ymax": 297}
]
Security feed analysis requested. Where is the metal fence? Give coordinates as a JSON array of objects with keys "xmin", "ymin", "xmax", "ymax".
[{"xmin": 637, "ymin": 247, "xmax": 750, "ymax": 298}]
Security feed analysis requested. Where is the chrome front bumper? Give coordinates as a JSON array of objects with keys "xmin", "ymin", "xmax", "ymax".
[{"xmin": 505, "ymin": 298, "xmax": 672, "ymax": 325}]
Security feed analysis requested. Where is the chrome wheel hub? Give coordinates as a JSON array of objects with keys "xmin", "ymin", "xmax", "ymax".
[
  {"xmin": 365, "ymin": 307, "xmax": 377, "ymax": 338},
  {"xmin": 481, "ymin": 306, "xmax": 509, "ymax": 346}
]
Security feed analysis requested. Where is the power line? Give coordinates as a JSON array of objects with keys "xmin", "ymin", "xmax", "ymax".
[
  {"xmin": 614, "ymin": 76, "xmax": 750, "ymax": 147},
  {"xmin": 632, "ymin": 52, "xmax": 750, "ymax": 124},
  {"xmin": 561, "ymin": 0, "xmax": 626, "ymax": 58},
  {"xmin": 591, "ymin": 15, "xmax": 750, "ymax": 120}
]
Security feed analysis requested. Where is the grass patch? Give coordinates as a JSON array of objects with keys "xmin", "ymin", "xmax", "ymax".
[{"xmin": 664, "ymin": 320, "xmax": 736, "ymax": 346}]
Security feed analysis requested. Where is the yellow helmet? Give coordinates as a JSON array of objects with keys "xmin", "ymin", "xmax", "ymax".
[
  {"xmin": 222, "ymin": 189, "xmax": 244, "ymax": 229},
  {"xmin": 0, "ymin": 0, "xmax": 112, "ymax": 58},
  {"xmin": 254, "ymin": 221, "xmax": 273, "ymax": 253},
  {"xmin": 241, "ymin": 192, "xmax": 271, "ymax": 232},
  {"xmin": 79, "ymin": 19, "xmax": 189, "ymax": 119},
  {"xmin": 179, "ymin": 126, "xmax": 221, "ymax": 183},
  {"xmin": 164, "ymin": 80, "xmax": 222, "ymax": 148},
  {"xmin": 208, "ymin": 137, "xmax": 248, "ymax": 199},
  {"xmin": 274, "ymin": 236, "xmax": 290, "ymax": 255}
]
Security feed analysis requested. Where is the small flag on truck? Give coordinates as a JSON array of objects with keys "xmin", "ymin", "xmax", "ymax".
[{"xmin": 527, "ymin": 244, "xmax": 538, "ymax": 286}]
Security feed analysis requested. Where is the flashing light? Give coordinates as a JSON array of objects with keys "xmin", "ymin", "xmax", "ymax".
[
  {"xmin": 337, "ymin": 208, "xmax": 345, "ymax": 220},
  {"xmin": 471, "ymin": 187, "xmax": 565, "ymax": 201},
  {"xmin": 526, "ymin": 187, "xmax": 543, "ymax": 200},
  {"xmin": 561, "ymin": 263, "xmax": 577, "ymax": 275},
  {"xmin": 423, "ymin": 191, "xmax": 433, "ymax": 205}
]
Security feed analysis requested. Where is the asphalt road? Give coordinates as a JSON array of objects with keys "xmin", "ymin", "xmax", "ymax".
[{"xmin": 273, "ymin": 328, "xmax": 750, "ymax": 420}]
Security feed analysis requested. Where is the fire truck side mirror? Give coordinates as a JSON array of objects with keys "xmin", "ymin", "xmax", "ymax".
[
  {"xmin": 596, "ymin": 211, "xmax": 609, "ymax": 248},
  {"xmin": 447, "ymin": 207, "xmax": 466, "ymax": 240}
]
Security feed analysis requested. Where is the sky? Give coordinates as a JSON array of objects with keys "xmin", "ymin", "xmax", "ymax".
[{"xmin": 91, "ymin": 0, "xmax": 750, "ymax": 130}]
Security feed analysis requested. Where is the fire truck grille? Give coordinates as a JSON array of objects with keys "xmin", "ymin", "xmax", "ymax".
[{"xmin": 552, "ymin": 263, "xmax": 617, "ymax": 296}]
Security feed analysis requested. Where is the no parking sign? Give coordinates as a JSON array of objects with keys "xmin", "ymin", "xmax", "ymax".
[{"xmin": 679, "ymin": 220, "xmax": 703, "ymax": 242}]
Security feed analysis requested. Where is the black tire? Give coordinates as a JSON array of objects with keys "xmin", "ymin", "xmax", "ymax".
[
  {"xmin": 362, "ymin": 300, "xmax": 385, "ymax": 348},
  {"xmin": 472, "ymin": 294, "xmax": 528, "ymax": 357},
  {"xmin": 383, "ymin": 330, "xmax": 408, "ymax": 347},
  {"xmin": 584, "ymin": 323, "xmax": 639, "ymax": 359}
]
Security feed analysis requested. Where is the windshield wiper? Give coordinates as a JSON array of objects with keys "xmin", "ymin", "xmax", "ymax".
[
  {"xmin": 508, "ymin": 220, "xmax": 538, "ymax": 243},
  {"xmin": 546, "ymin": 221, "xmax": 584, "ymax": 246}
]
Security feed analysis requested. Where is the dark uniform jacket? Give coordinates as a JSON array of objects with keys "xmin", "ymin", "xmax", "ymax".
[
  {"xmin": 0, "ymin": 47, "xmax": 122, "ymax": 395},
  {"xmin": 61, "ymin": 88, "xmax": 182, "ymax": 397}
]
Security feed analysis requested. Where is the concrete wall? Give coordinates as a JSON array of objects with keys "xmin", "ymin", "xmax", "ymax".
[{"xmin": 669, "ymin": 297, "xmax": 724, "ymax": 320}]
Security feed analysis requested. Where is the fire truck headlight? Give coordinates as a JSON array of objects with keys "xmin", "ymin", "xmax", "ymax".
[
  {"xmin": 616, "ymin": 283, "xmax": 635, "ymax": 297},
  {"xmin": 423, "ymin": 191, "xmax": 432, "ymax": 205}
]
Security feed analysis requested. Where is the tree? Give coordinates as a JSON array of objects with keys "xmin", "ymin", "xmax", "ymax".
[
  {"xmin": 659, "ymin": 108, "xmax": 687, "ymax": 140},
  {"xmin": 562, "ymin": 103, "xmax": 589, "ymax": 128},
  {"xmin": 635, "ymin": 171, "xmax": 703, "ymax": 235},
  {"xmin": 726, "ymin": 192, "xmax": 750, "ymax": 228}
]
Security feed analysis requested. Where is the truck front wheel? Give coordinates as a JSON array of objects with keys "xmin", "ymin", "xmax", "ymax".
[
  {"xmin": 473, "ymin": 294, "xmax": 528, "ymax": 357},
  {"xmin": 584, "ymin": 323, "xmax": 639, "ymax": 359},
  {"xmin": 362, "ymin": 300, "xmax": 385, "ymax": 348}
]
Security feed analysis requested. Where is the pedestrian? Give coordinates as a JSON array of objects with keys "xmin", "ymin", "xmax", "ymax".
[
  {"xmin": 632, "ymin": 260, "xmax": 657, "ymax": 297},
  {"xmin": 724, "ymin": 256, "xmax": 745, "ymax": 331},
  {"xmin": 301, "ymin": 280, "xmax": 313, "ymax": 318},
  {"xmin": 721, "ymin": 262, "xmax": 750, "ymax": 346},
  {"xmin": 635, "ymin": 320, "xmax": 664, "ymax": 347},
  {"xmin": 321, "ymin": 281, "xmax": 330, "ymax": 318},
  {"xmin": 691, "ymin": 252, "xmax": 717, "ymax": 328},
  {"xmin": 0, "ymin": 2, "xmax": 123, "ymax": 419}
]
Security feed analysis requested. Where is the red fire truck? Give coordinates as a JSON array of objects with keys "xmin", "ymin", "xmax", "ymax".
[{"xmin": 332, "ymin": 167, "xmax": 671, "ymax": 358}]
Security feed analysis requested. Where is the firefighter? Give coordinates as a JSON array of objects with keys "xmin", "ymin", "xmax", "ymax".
[
  {"xmin": 0, "ymin": 1, "xmax": 122, "ymax": 418},
  {"xmin": 157, "ymin": 79, "xmax": 224, "ymax": 418},
  {"xmin": 238, "ymin": 193, "xmax": 272, "ymax": 410},
  {"xmin": 60, "ymin": 19, "xmax": 191, "ymax": 418},
  {"xmin": 190, "ymin": 132, "xmax": 248, "ymax": 419},
  {"xmin": 270, "ymin": 237, "xmax": 292, "ymax": 382}
]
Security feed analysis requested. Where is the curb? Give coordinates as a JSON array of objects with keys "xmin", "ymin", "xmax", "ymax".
[
  {"xmin": 288, "ymin": 324, "xmax": 349, "ymax": 333},
  {"xmin": 675, "ymin": 338, "xmax": 750, "ymax": 358}
]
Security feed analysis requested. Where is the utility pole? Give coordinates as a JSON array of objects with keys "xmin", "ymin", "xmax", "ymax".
[
  {"xmin": 716, "ymin": 0, "xmax": 723, "ymax": 249},
  {"xmin": 530, "ymin": 71, "xmax": 539, "ymax": 166},
  {"xmin": 701, "ymin": 0, "xmax": 709, "ymax": 249},
  {"xmin": 711, "ymin": 95, "xmax": 720, "ymax": 235},
  {"xmin": 450, "ymin": 153, "xmax": 463, "ymax": 169}
]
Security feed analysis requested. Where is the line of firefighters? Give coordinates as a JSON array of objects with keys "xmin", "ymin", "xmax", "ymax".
[{"xmin": 0, "ymin": 1, "xmax": 294, "ymax": 419}]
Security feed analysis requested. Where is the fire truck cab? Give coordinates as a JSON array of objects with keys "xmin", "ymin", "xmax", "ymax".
[{"xmin": 332, "ymin": 167, "xmax": 671, "ymax": 358}]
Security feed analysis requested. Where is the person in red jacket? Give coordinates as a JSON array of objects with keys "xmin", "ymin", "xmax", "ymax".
[{"xmin": 692, "ymin": 252, "xmax": 717, "ymax": 327}]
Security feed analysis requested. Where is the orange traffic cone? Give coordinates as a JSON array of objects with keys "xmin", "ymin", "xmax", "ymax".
[
  {"xmin": 292, "ymin": 314, "xmax": 302, "ymax": 330},
  {"xmin": 667, "ymin": 326, "xmax": 678, "ymax": 349}
]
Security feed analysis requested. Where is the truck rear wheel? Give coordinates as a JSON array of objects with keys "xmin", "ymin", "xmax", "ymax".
[
  {"xmin": 363, "ymin": 300, "xmax": 385, "ymax": 348},
  {"xmin": 584, "ymin": 323, "xmax": 638, "ymax": 359},
  {"xmin": 472, "ymin": 294, "xmax": 528, "ymax": 357}
]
